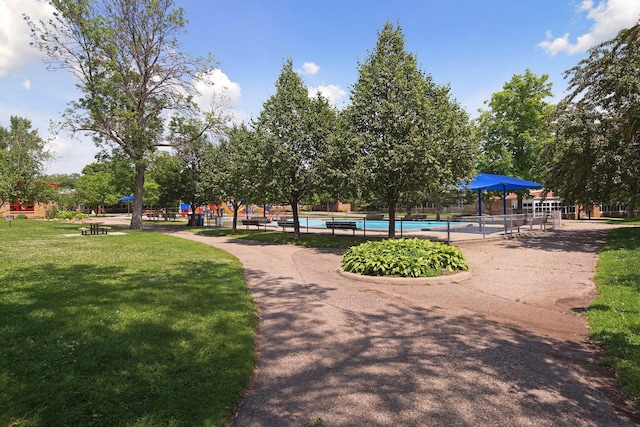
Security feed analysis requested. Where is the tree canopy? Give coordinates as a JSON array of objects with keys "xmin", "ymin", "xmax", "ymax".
[
  {"xmin": 26, "ymin": 0, "xmax": 223, "ymax": 229},
  {"xmin": 0, "ymin": 116, "xmax": 52, "ymax": 210},
  {"xmin": 253, "ymin": 59, "xmax": 337, "ymax": 239},
  {"xmin": 476, "ymin": 69, "xmax": 554, "ymax": 181},
  {"xmin": 200, "ymin": 124, "xmax": 257, "ymax": 232},
  {"xmin": 344, "ymin": 22, "xmax": 475, "ymax": 238},
  {"xmin": 542, "ymin": 21, "xmax": 640, "ymax": 216}
]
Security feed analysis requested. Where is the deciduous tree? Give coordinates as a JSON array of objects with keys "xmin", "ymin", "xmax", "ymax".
[
  {"xmin": 345, "ymin": 22, "xmax": 474, "ymax": 238},
  {"xmin": 26, "ymin": 0, "xmax": 223, "ymax": 230},
  {"xmin": 544, "ymin": 22, "xmax": 640, "ymax": 217},
  {"xmin": 0, "ymin": 116, "xmax": 51, "ymax": 211},
  {"xmin": 254, "ymin": 59, "xmax": 336, "ymax": 239},
  {"xmin": 200, "ymin": 124, "xmax": 257, "ymax": 232},
  {"xmin": 475, "ymin": 70, "xmax": 553, "ymax": 208}
]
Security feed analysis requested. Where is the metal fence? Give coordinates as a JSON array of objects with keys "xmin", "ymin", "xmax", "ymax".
[{"xmin": 237, "ymin": 212, "xmax": 560, "ymax": 243}]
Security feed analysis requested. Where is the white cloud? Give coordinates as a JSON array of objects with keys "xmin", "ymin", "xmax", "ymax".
[
  {"xmin": 308, "ymin": 84, "xmax": 347, "ymax": 106},
  {"xmin": 0, "ymin": 0, "xmax": 55, "ymax": 77},
  {"xmin": 192, "ymin": 68, "xmax": 246, "ymax": 124},
  {"xmin": 301, "ymin": 62, "xmax": 320, "ymax": 75},
  {"xmin": 539, "ymin": 0, "xmax": 640, "ymax": 56},
  {"xmin": 22, "ymin": 79, "xmax": 31, "ymax": 89},
  {"xmin": 44, "ymin": 134, "xmax": 101, "ymax": 174},
  {"xmin": 193, "ymin": 68, "xmax": 241, "ymax": 109}
]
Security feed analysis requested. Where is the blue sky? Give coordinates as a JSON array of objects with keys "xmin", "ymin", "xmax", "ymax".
[{"xmin": 1, "ymin": 0, "xmax": 640, "ymax": 174}]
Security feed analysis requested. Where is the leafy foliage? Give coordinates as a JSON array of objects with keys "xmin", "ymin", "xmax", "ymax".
[
  {"xmin": 200, "ymin": 124, "xmax": 259, "ymax": 232},
  {"xmin": 476, "ymin": 69, "xmax": 554, "ymax": 181},
  {"xmin": 26, "ymin": 0, "xmax": 223, "ymax": 230},
  {"xmin": 0, "ymin": 116, "xmax": 52, "ymax": 209},
  {"xmin": 343, "ymin": 22, "xmax": 475, "ymax": 238},
  {"xmin": 342, "ymin": 238, "xmax": 468, "ymax": 278},
  {"xmin": 253, "ymin": 59, "xmax": 337, "ymax": 238},
  {"xmin": 541, "ymin": 22, "xmax": 640, "ymax": 216}
]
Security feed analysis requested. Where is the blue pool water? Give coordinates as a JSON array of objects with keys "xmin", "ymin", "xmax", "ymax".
[{"xmin": 276, "ymin": 218, "xmax": 452, "ymax": 231}]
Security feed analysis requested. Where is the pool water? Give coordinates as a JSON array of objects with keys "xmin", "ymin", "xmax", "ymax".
[{"xmin": 275, "ymin": 218, "xmax": 451, "ymax": 231}]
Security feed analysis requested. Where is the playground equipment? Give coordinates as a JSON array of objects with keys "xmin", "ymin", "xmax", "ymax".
[{"xmin": 220, "ymin": 204, "xmax": 267, "ymax": 215}]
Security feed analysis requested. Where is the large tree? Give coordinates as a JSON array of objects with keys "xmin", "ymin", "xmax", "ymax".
[
  {"xmin": 345, "ymin": 22, "xmax": 475, "ymax": 238},
  {"xmin": 0, "ymin": 116, "xmax": 52, "ymax": 211},
  {"xmin": 476, "ymin": 69, "xmax": 554, "ymax": 180},
  {"xmin": 254, "ymin": 59, "xmax": 336, "ymax": 239},
  {"xmin": 543, "ymin": 22, "xmax": 640, "ymax": 217},
  {"xmin": 475, "ymin": 69, "xmax": 554, "ymax": 212},
  {"xmin": 26, "ymin": 0, "xmax": 222, "ymax": 230}
]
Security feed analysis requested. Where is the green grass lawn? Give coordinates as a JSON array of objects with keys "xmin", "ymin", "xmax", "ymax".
[
  {"xmin": 589, "ymin": 226, "xmax": 640, "ymax": 408},
  {"xmin": 0, "ymin": 219, "xmax": 256, "ymax": 426},
  {"xmin": 196, "ymin": 227, "xmax": 380, "ymax": 249}
]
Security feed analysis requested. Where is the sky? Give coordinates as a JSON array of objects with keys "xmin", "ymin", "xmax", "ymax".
[{"xmin": 1, "ymin": 0, "xmax": 640, "ymax": 175}]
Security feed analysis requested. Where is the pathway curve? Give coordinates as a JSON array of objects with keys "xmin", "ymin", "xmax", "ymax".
[{"xmin": 165, "ymin": 221, "xmax": 637, "ymax": 426}]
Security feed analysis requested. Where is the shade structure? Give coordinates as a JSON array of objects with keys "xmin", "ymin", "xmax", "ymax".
[
  {"xmin": 464, "ymin": 173, "xmax": 543, "ymax": 215},
  {"xmin": 118, "ymin": 195, "xmax": 134, "ymax": 201}
]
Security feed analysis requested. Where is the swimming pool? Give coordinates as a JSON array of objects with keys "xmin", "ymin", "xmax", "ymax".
[{"xmin": 275, "ymin": 218, "xmax": 452, "ymax": 231}]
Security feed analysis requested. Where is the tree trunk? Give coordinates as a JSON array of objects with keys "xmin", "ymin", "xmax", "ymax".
[
  {"xmin": 629, "ymin": 196, "xmax": 637, "ymax": 219},
  {"xmin": 232, "ymin": 201, "xmax": 240, "ymax": 232},
  {"xmin": 388, "ymin": 200, "xmax": 396, "ymax": 239},
  {"xmin": 130, "ymin": 163, "xmax": 145, "ymax": 230},
  {"xmin": 292, "ymin": 197, "xmax": 300, "ymax": 240}
]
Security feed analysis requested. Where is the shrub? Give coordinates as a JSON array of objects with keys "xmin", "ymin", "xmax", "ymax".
[
  {"xmin": 341, "ymin": 238, "xmax": 468, "ymax": 278},
  {"xmin": 45, "ymin": 206, "xmax": 58, "ymax": 219}
]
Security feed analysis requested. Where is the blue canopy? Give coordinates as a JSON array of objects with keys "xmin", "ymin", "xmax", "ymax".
[
  {"xmin": 118, "ymin": 195, "xmax": 134, "ymax": 201},
  {"xmin": 464, "ymin": 173, "xmax": 543, "ymax": 215},
  {"xmin": 466, "ymin": 173, "xmax": 543, "ymax": 192}
]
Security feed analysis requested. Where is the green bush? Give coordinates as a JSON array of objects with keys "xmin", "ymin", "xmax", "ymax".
[
  {"xmin": 45, "ymin": 206, "xmax": 58, "ymax": 219},
  {"xmin": 341, "ymin": 238, "xmax": 468, "ymax": 278},
  {"xmin": 16, "ymin": 214, "xmax": 28, "ymax": 219},
  {"xmin": 57, "ymin": 209, "xmax": 86, "ymax": 220}
]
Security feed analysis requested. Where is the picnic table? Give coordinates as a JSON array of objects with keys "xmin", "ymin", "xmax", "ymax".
[{"xmin": 80, "ymin": 221, "xmax": 110, "ymax": 235}]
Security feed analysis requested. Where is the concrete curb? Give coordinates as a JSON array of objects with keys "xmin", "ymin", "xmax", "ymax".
[{"xmin": 337, "ymin": 268, "xmax": 472, "ymax": 285}]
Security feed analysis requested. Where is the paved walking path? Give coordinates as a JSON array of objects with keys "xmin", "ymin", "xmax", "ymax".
[{"xmin": 119, "ymin": 218, "xmax": 639, "ymax": 425}]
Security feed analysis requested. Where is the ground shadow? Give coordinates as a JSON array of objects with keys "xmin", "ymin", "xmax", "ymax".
[{"xmin": 230, "ymin": 273, "xmax": 639, "ymax": 426}]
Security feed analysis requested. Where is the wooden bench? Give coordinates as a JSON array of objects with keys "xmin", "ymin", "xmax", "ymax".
[
  {"xmin": 78, "ymin": 227, "xmax": 89, "ymax": 235},
  {"xmin": 99, "ymin": 226, "xmax": 111, "ymax": 234},
  {"xmin": 325, "ymin": 221, "xmax": 358, "ymax": 235},
  {"xmin": 241, "ymin": 218, "xmax": 271, "ymax": 230}
]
